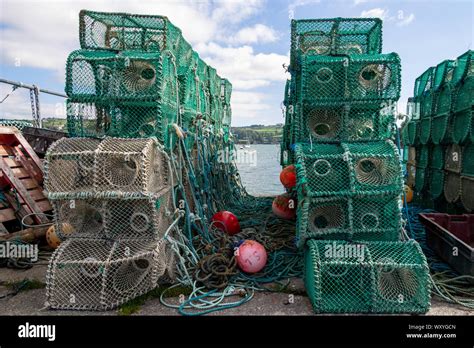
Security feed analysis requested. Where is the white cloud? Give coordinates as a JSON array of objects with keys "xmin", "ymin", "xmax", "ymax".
[
  {"xmin": 288, "ymin": 0, "xmax": 321, "ymax": 11},
  {"xmin": 226, "ymin": 24, "xmax": 279, "ymax": 45},
  {"xmin": 231, "ymin": 91, "xmax": 271, "ymax": 119},
  {"xmin": 211, "ymin": 0, "xmax": 265, "ymax": 24},
  {"xmin": 360, "ymin": 8, "xmax": 389, "ymax": 20},
  {"xmin": 354, "ymin": 0, "xmax": 370, "ymax": 5},
  {"xmin": 397, "ymin": 13, "xmax": 415, "ymax": 26}
]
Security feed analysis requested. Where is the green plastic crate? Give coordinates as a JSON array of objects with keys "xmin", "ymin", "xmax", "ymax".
[
  {"xmin": 290, "ymin": 18, "xmax": 382, "ymax": 65},
  {"xmin": 304, "ymin": 239, "xmax": 431, "ymax": 314},
  {"xmin": 295, "ymin": 141, "xmax": 403, "ymax": 197},
  {"xmin": 299, "ymin": 53, "xmax": 401, "ymax": 104},
  {"xmin": 296, "ymin": 194, "xmax": 401, "ymax": 247}
]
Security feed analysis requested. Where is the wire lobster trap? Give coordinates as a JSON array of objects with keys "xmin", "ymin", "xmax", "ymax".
[
  {"xmin": 79, "ymin": 10, "xmax": 193, "ymax": 68},
  {"xmin": 295, "ymin": 141, "xmax": 402, "ymax": 197},
  {"xmin": 66, "ymin": 50, "xmax": 180, "ymax": 103},
  {"xmin": 296, "ymin": 194, "xmax": 401, "ymax": 247},
  {"xmin": 44, "ymin": 138, "xmax": 101, "ymax": 194},
  {"xmin": 66, "ymin": 100, "xmax": 178, "ymax": 149},
  {"xmin": 414, "ymin": 166, "xmax": 428, "ymax": 193},
  {"xmin": 452, "ymin": 75, "xmax": 473, "ymax": 115},
  {"xmin": 45, "ymin": 137, "xmax": 170, "ymax": 196},
  {"xmin": 452, "ymin": 110, "xmax": 473, "ymax": 145},
  {"xmin": 430, "ymin": 145, "xmax": 445, "ymax": 170},
  {"xmin": 417, "ymin": 67, "xmax": 436, "ymax": 119},
  {"xmin": 461, "ymin": 143, "xmax": 474, "ymax": 177},
  {"xmin": 451, "ymin": 50, "xmax": 474, "ymax": 86},
  {"xmin": 444, "ymin": 171, "xmax": 461, "ymax": 203},
  {"xmin": 290, "ymin": 18, "xmax": 382, "ymax": 66},
  {"xmin": 304, "ymin": 239, "xmax": 431, "ymax": 314},
  {"xmin": 445, "ymin": 144, "xmax": 462, "ymax": 173},
  {"xmin": 295, "ymin": 101, "xmax": 395, "ymax": 143},
  {"xmin": 46, "ymin": 238, "xmax": 168, "ymax": 310},
  {"xmin": 50, "ymin": 188, "xmax": 173, "ymax": 241},
  {"xmin": 299, "ymin": 53, "xmax": 400, "ymax": 104},
  {"xmin": 406, "ymin": 120, "xmax": 419, "ymax": 146},
  {"xmin": 428, "ymin": 169, "xmax": 444, "ymax": 199},
  {"xmin": 418, "ymin": 117, "xmax": 431, "ymax": 145},
  {"xmin": 221, "ymin": 78, "xmax": 232, "ymax": 106}
]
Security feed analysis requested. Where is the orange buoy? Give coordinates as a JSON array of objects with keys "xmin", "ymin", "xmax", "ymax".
[
  {"xmin": 46, "ymin": 223, "xmax": 74, "ymax": 249},
  {"xmin": 279, "ymin": 165, "xmax": 296, "ymax": 189},
  {"xmin": 404, "ymin": 185, "xmax": 413, "ymax": 204},
  {"xmin": 272, "ymin": 193, "xmax": 297, "ymax": 219}
]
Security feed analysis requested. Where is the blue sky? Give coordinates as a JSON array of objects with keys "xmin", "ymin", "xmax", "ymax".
[{"xmin": 0, "ymin": 0, "xmax": 472, "ymax": 126}]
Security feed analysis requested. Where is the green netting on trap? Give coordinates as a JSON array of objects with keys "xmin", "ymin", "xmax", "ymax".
[
  {"xmin": 221, "ymin": 78, "xmax": 232, "ymax": 106},
  {"xmin": 444, "ymin": 171, "xmax": 461, "ymax": 203},
  {"xmin": 66, "ymin": 100, "xmax": 178, "ymax": 149},
  {"xmin": 79, "ymin": 10, "xmax": 192, "ymax": 67},
  {"xmin": 452, "ymin": 110, "xmax": 473, "ymax": 145},
  {"xmin": 0, "ymin": 120, "xmax": 33, "ymax": 130},
  {"xmin": 418, "ymin": 117, "xmax": 431, "ymax": 145},
  {"xmin": 461, "ymin": 143, "xmax": 474, "ymax": 176},
  {"xmin": 445, "ymin": 144, "xmax": 462, "ymax": 173},
  {"xmin": 461, "ymin": 176, "xmax": 474, "ymax": 212},
  {"xmin": 290, "ymin": 18, "xmax": 382, "ymax": 66},
  {"xmin": 299, "ymin": 53, "xmax": 400, "ymax": 104},
  {"xmin": 429, "ymin": 168, "xmax": 444, "ymax": 199},
  {"xmin": 434, "ymin": 84, "xmax": 453, "ymax": 118},
  {"xmin": 222, "ymin": 104, "xmax": 232, "ymax": 127},
  {"xmin": 296, "ymin": 194, "xmax": 401, "ymax": 247},
  {"xmin": 304, "ymin": 239, "xmax": 431, "ymax": 314},
  {"xmin": 414, "ymin": 166, "xmax": 427, "ymax": 193},
  {"xmin": 452, "ymin": 76, "xmax": 474, "ymax": 114},
  {"xmin": 178, "ymin": 55, "xmax": 199, "ymax": 114},
  {"xmin": 66, "ymin": 50, "xmax": 179, "ymax": 102},
  {"xmin": 451, "ymin": 50, "xmax": 474, "ymax": 86},
  {"xmin": 295, "ymin": 101, "xmax": 395, "ymax": 143},
  {"xmin": 416, "ymin": 66, "xmax": 435, "ymax": 99},
  {"xmin": 295, "ymin": 141, "xmax": 402, "ymax": 197},
  {"xmin": 406, "ymin": 120, "xmax": 419, "ymax": 146},
  {"xmin": 431, "ymin": 114, "xmax": 453, "ymax": 145},
  {"xmin": 433, "ymin": 59, "xmax": 456, "ymax": 91},
  {"xmin": 429, "ymin": 145, "xmax": 445, "ymax": 170},
  {"xmin": 416, "ymin": 145, "xmax": 430, "ymax": 169}
]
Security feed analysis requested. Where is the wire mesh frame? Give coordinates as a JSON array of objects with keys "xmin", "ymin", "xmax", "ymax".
[
  {"xmin": 299, "ymin": 53, "xmax": 401, "ymax": 104},
  {"xmin": 45, "ymin": 137, "xmax": 170, "ymax": 196},
  {"xmin": 304, "ymin": 239, "xmax": 431, "ymax": 314},
  {"xmin": 66, "ymin": 99, "xmax": 178, "ymax": 149},
  {"xmin": 295, "ymin": 140, "xmax": 403, "ymax": 198},
  {"xmin": 295, "ymin": 101, "xmax": 396, "ymax": 143},
  {"xmin": 50, "ymin": 188, "xmax": 173, "ymax": 241},
  {"xmin": 45, "ymin": 238, "xmax": 168, "ymax": 310},
  {"xmin": 296, "ymin": 194, "xmax": 402, "ymax": 248},
  {"xmin": 290, "ymin": 17, "xmax": 383, "ymax": 66}
]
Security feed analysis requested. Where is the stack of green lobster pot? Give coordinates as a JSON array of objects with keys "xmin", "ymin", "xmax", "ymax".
[
  {"xmin": 282, "ymin": 18, "xmax": 431, "ymax": 313},
  {"xmin": 402, "ymin": 50, "xmax": 473, "ymax": 211}
]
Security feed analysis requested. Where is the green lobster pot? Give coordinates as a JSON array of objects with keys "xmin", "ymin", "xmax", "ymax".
[
  {"xmin": 416, "ymin": 145, "xmax": 430, "ymax": 168},
  {"xmin": 418, "ymin": 117, "xmax": 431, "ymax": 145},
  {"xmin": 461, "ymin": 144, "xmax": 474, "ymax": 177},
  {"xmin": 444, "ymin": 172, "xmax": 461, "ymax": 203},
  {"xmin": 461, "ymin": 176, "xmax": 474, "ymax": 212},
  {"xmin": 429, "ymin": 169, "xmax": 445, "ymax": 199},
  {"xmin": 407, "ymin": 120, "xmax": 419, "ymax": 146},
  {"xmin": 430, "ymin": 145, "xmax": 445, "ymax": 170},
  {"xmin": 304, "ymin": 239, "xmax": 431, "ymax": 314},
  {"xmin": 414, "ymin": 166, "xmax": 428, "ymax": 193},
  {"xmin": 445, "ymin": 144, "xmax": 463, "ymax": 173},
  {"xmin": 452, "ymin": 110, "xmax": 473, "ymax": 144}
]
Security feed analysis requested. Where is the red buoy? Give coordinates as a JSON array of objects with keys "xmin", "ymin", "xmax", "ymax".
[
  {"xmin": 236, "ymin": 240, "xmax": 267, "ymax": 274},
  {"xmin": 211, "ymin": 211, "xmax": 241, "ymax": 235},
  {"xmin": 272, "ymin": 193, "xmax": 296, "ymax": 220},
  {"xmin": 280, "ymin": 165, "xmax": 296, "ymax": 189}
]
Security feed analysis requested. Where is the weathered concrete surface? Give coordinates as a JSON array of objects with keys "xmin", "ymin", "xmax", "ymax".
[{"xmin": 0, "ymin": 265, "xmax": 472, "ymax": 316}]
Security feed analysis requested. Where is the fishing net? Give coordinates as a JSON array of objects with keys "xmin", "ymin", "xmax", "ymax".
[
  {"xmin": 295, "ymin": 141, "xmax": 402, "ymax": 197},
  {"xmin": 443, "ymin": 172, "xmax": 461, "ymax": 203},
  {"xmin": 461, "ymin": 176, "xmax": 474, "ymax": 212},
  {"xmin": 304, "ymin": 239, "xmax": 431, "ymax": 313},
  {"xmin": 79, "ymin": 10, "xmax": 193, "ymax": 69},
  {"xmin": 290, "ymin": 18, "xmax": 382, "ymax": 66},
  {"xmin": 295, "ymin": 101, "xmax": 395, "ymax": 143},
  {"xmin": 45, "ymin": 137, "xmax": 170, "ymax": 196},
  {"xmin": 66, "ymin": 100, "xmax": 178, "ymax": 149},
  {"xmin": 50, "ymin": 189, "xmax": 173, "ymax": 240},
  {"xmin": 296, "ymin": 194, "xmax": 401, "ymax": 247},
  {"xmin": 445, "ymin": 144, "xmax": 462, "ymax": 173},
  {"xmin": 46, "ymin": 238, "xmax": 168, "ymax": 310},
  {"xmin": 299, "ymin": 53, "xmax": 400, "ymax": 104}
]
